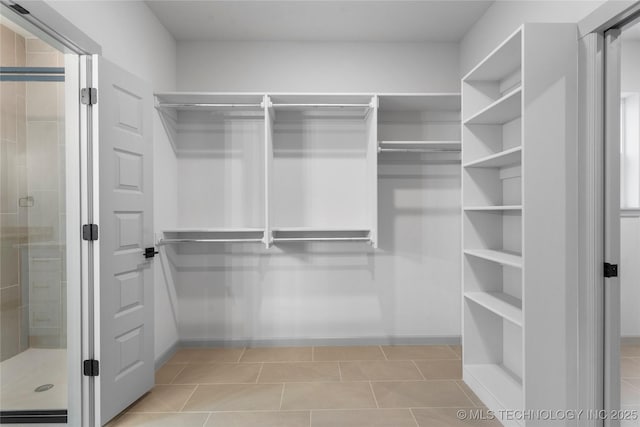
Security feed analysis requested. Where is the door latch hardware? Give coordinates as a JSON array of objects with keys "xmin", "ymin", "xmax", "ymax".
[
  {"xmin": 604, "ymin": 262, "xmax": 618, "ymax": 278},
  {"xmin": 144, "ymin": 247, "xmax": 159, "ymax": 259}
]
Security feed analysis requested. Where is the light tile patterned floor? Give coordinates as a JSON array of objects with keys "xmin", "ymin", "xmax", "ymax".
[
  {"xmin": 622, "ymin": 344, "xmax": 640, "ymax": 426},
  {"xmin": 107, "ymin": 344, "xmax": 504, "ymax": 427},
  {"xmin": 84, "ymin": 344, "xmax": 640, "ymax": 426}
]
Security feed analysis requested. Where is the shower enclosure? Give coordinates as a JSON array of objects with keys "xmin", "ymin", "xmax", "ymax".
[{"xmin": 0, "ymin": 17, "xmax": 68, "ymax": 423}]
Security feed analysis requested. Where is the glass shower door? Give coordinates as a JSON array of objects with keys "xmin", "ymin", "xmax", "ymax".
[{"xmin": 0, "ymin": 18, "xmax": 68, "ymax": 422}]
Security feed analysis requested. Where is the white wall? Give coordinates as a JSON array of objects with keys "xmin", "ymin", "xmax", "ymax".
[
  {"xmin": 621, "ymin": 216, "xmax": 640, "ymax": 337},
  {"xmin": 177, "ymin": 41, "xmax": 459, "ymax": 93},
  {"xmin": 459, "ymin": 0, "xmax": 604, "ymax": 76},
  {"xmin": 172, "ymin": 161, "xmax": 461, "ymax": 343},
  {"xmin": 621, "ymin": 39, "xmax": 640, "ymax": 337},
  {"xmin": 622, "ymin": 39, "xmax": 640, "ymax": 97},
  {"xmin": 172, "ymin": 40, "xmax": 462, "ymax": 343},
  {"xmin": 45, "ymin": 1, "xmax": 180, "ymax": 359}
]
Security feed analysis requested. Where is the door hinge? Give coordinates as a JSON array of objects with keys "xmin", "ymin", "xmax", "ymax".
[
  {"xmin": 81, "ymin": 87, "xmax": 97, "ymax": 105},
  {"xmin": 82, "ymin": 224, "xmax": 99, "ymax": 241},
  {"xmin": 604, "ymin": 262, "xmax": 618, "ymax": 278},
  {"xmin": 144, "ymin": 247, "xmax": 159, "ymax": 259},
  {"xmin": 83, "ymin": 359, "xmax": 99, "ymax": 377}
]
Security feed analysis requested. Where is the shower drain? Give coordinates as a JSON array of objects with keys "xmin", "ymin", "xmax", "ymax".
[{"xmin": 34, "ymin": 384, "xmax": 54, "ymax": 393}]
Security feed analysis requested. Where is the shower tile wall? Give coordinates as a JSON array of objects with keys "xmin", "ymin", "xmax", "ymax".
[
  {"xmin": 0, "ymin": 24, "xmax": 66, "ymax": 360},
  {"xmin": 1, "ymin": 24, "xmax": 28, "ymax": 361},
  {"xmin": 24, "ymin": 35, "xmax": 65, "ymax": 349}
]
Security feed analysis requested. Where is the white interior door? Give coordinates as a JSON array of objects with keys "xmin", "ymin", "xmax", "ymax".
[
  {"xmin": 604, "ymin": 28, "xmax": 622, "ymax": 427},
  {"xmin": 96, "ymin": 57, "xmax": 154, "ymax": 425}
]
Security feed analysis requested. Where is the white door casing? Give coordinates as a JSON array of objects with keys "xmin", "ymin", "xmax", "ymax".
[
  {"xmin": 604, "ymin": 28, "xmax": 622, "ymax": 427},
  {"xmin": 95, "ymin": 56, "xmax": 154, "ymax": 425}
]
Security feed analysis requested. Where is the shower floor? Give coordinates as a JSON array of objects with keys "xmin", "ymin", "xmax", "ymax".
[{"xmin": 0, "ymin": 348, "xmax": 67, "ymax": 411}]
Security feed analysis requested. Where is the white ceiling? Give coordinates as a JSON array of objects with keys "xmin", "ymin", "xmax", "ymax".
[{"xmin": 146, "ymin": 1, "xmax": 494, "ymax": 42}]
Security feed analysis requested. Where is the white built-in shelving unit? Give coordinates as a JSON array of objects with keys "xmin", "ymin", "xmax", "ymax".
[
  {"xmin": 377, "ymin": 94, "xmax": 461, "ymax": 159},
  {"xmin": 267, "ymin": 94, "xmax": 378, "ymax": 247},
  {"xmin": 158, "ymin": 92, "xmax": 461, "ymax": 248},
  {"xmin": 155, "ymin": 93, "xmax": 268, "ymax": 246},
  {"xmin": 461, "ymin": 24, "xmax": 577, "ymax": 426},
  {"xmin": 156, "ymin": 92, "xmax": 462, "ymax": 248}
]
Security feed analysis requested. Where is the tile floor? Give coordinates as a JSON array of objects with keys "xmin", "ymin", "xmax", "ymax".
[
  {"xmin": 107, "ymin": 344, "xmax": 502, "ymax": 427},
  {"xmin": 622, "ymin": 343, "xmax": 640, "ymax": 426},
  {"xmin": 0, "ymin": 344, "xmax": 637, "ymax": 425},
  {"xmin": 104, "ymin": 343, "xmax": 640, "ymax": 426}
]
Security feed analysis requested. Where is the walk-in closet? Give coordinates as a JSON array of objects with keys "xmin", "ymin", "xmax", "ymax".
[{"xmin": 1, "ymin": 1, "xmax": 640, "ymax": 426}]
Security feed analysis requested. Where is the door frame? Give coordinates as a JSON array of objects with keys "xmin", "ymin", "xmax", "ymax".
[
  {"xmin": 0, "ymin": 2, "xmax": 101, "ymax": 425},
  {"xmin": 602, "ymin": 10, "xmax": 640, "ymax": 426},
  {"xmin": 580, "ymin": 2, "xmax": 640, "ymax": 426},
  {"xmin": 603, "ymin": 26, "xmax": 622, "ymax": 427}
]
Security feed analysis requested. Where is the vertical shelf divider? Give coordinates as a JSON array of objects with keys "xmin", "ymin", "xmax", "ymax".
[
  {"xmin": 368, "ymin": 95, "xmax": 379, "ymax": 248},
  {"xmin": 264, "ymin": 95, "xmax": 274, "ymax": 248}
]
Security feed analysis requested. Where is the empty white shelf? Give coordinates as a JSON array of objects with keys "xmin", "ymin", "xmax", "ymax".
[
  {"xmin": 272, "ymin": 227, "xmax": 370, "ymax": 232},
  {"xmin": 269, "ymin": 94, "xmax": 374, "ymax": 116},
  {"xmin": 272, "ymin": 228, "xmax": 371, "ymax": 243},
  {"xmin": 159, "ymin": 228, "xmax": 265, "ymax": 244},
  {"xmin": 464, "ymin": 249, "xmax": 522, "ymax": 269},
  {"xmin": 155, "ymin": 92, "xmax": 265, "ymax": 111},
  {"xmin": 464, "ymin": 147, "xmax": 522, "ymax": 169},
  {"xmin": 273, "ymin": 237, "xmax": 371, "ymax": 242},
  {"xmin": 465, "ymin": 292, "xmax": 523, "ymax": 326},
  {"xmin": 377, "ymin": 93, "xmax": 461, "ymax": 112},
  {"xmin": 272, "ymin": 103, "xmax": 370, "ymax": 109},
  {"xmin": 465, "ymin": 364, "xmax": 523, "ymax": 412},
  {"xmin": 464, "ymin": 87, "xmax": 522, "ymax": 125},
  {"xmin": 163, "ymin": 228, "xmax": 263, "ymax": 233},
  {"xmin": 463, "ymin": 28, "xmax": 522, "ymax": 82},
  {"xmin": 464, "ymin": 205, "xmax": 522, "ymax": 211}
]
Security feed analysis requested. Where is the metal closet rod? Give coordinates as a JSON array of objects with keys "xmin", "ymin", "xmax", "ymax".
[
  {"xmin": 158, "ymin": 238, "xmax": 264, "ymax": 245},
  {"xmin": 378, "ymin": 148, "xmax": 461, "ymax": 153},
  {"xmin": 158, "ymin": 237, "xmax": 372, "ymax": 244},
  {"xmin": 273, "ymin": 237, "xmax": 371, "ymax": 242},
  {"xmin": 271, "ymin": 103, "xmax": 371, "ymax": 109},
  {"xmin": 378, "ymin": 141, "xmax": 461, "ymax": 153},
  {"xmin": 156, "ymin": 103, "xmax": 264, "ymax": 108}
]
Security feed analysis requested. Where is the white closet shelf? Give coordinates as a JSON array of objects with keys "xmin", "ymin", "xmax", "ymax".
[
  {"xmin": 156, "ymin": 104, "xmax": 264, "ymax": 114},
  {"xmin": 272, "ymin": 103, "xmax": 371, "ymax": 109},
  {"xmin": 465, "ymin": 292, "xmax": 523, "ymax": 327},
  {"xmin": 272, "ymin": 228, "xmax": 372, "ymax": 243},
  {"xmin": 464, "ymin": 147, "xmax": 522, "ymax": 169},
  {"xmin": 378, "ymin": 140, "xmax": 461, "ymax": 153},
  {"xmin": 155, "ymin": 92, "xmax": 267, "ymax": 154},
  {"xmin": 159, "ymin": 229, "xmax": 265, "ymax": 245},
  {"xmin": 463, "ymin": 87, "xmax": 522, "ymax": 125},
  {"xmin": 377, "ymin": 93, "xmax": 461, "ymax": 112},
  {"xmin": 271, "ymin": 103, "xmax": 372, "ymax": 119},
  {"xmin": 464, "ymin": 205, "xmax": 522, "ymax": 211},
  {"xmin": 465, "ymin": 364, "xmax": 523, "ymax": 412},
  {"xmin": 463, "ymin": 28, "xmax": 522, "ymax": 82},
  {"xmin": 155, "ymin": 92, "xmax": 265, "ymax": 112},
  {"xmin": 273, "ymin": 227, "xmax": 370, "ymax": 232},
  {"xmin": 464, "ymin": 249, "xmax": 522, "ymax": 269},
  {"xmin": 163, "ymin": 228, "xmax": 264, "ymax": 233}
]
